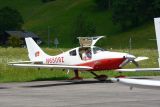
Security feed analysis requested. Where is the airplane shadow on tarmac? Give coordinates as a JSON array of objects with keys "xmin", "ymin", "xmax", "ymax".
[
  {"xmin": 0, "ymin": 87, "xmax": 9, "ymax": 89},
  {"xmin": 22, "ymin": 80, "xmax": 113, "ymax": 88}
]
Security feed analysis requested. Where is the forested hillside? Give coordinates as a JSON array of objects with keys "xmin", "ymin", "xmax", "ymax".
[{"xmin": 0, "ymin": 0, "xmax": 159, "ymax": 48}]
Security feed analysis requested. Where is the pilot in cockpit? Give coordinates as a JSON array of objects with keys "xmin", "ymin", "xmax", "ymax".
[{"xmin": 82, "ymin": 48, "xmax": 91, "ymax": 60}]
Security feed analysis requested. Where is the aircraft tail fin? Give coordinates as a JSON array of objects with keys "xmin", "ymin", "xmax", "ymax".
[{"xmin": 25, "ymin": 37, "xmax": 49, "ymax": 61}]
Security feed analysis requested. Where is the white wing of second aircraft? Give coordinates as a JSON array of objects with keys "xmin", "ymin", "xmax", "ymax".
[
  {"xmin": 111, "ymin": 78, "xmax": 160, "ymax": 90},
  {"xmin": 9, "ymin": 63, "xmax": 93, "ymax": 70},
  {"xmin": 116, "ymin": 68, "xmax": 160, "ymax": 72}
]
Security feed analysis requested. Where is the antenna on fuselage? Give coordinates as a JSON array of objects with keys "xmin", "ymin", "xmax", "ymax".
[{"xmin": 129, "ymin": 37, "xmax": 132, "ymax": 53}]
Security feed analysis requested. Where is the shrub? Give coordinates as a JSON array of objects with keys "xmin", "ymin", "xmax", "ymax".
[{"xmin": 7, "ymin": 36, "xmax": 23, "ymax": 47}]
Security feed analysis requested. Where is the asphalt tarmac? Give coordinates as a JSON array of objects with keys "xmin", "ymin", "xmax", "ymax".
[{"xmin": 0, "ymin": 79, "xmax": 160, "ymax": 107}]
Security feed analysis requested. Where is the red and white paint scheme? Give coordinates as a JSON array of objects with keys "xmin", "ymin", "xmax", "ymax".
[
  {"xmin": 9, "ymin": 36, "xmax": 155, "ymax": 80},
  {"xmin": 8, "ymin": 36, "xmax": 150, "ymax": 80}
]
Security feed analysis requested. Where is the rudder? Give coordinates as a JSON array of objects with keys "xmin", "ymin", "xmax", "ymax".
[{"xmin": 25, "ymin": 37, "xmax": 49, "ymax": 61}]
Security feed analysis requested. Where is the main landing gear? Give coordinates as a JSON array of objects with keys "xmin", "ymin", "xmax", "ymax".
[
  {"xmin": 69, "ymin": 70, "xmax": 125, "ymax": 81},
  {"xmin": 69, "ymin": 69, "xmax": 83, "ymax": 80},
  {"xmin": 90, "ymin": 71, "xmax": 108, "ymax": 81},
  {"xmin": 69, "ymin": 70, "xmax": 108, "ymax": 81}
]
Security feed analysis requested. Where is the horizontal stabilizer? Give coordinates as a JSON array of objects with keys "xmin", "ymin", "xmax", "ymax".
[
  {"xmin": 8, "ymin": 61, "xmax": 43, "ymax": 64},
  {"xmin": 10, "ymin": 64, "xmax": 93, "ymax": 70}
]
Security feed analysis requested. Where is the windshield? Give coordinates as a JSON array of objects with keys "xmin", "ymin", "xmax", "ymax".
[{"xmin": 93, "ymin": 46, "xmax": 105, "ymax": 54}]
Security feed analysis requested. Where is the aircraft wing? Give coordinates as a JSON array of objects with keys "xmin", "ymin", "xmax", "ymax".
[
  {"xmin": 9, "ymin": 63, "xmax": 93, "ymax": 70},
  {"xmin": 111, "ymin": 78, "xmax": 160, "ymax": 90},
  {"xmin": 116, "ymin": 68, "xmax": 160, "ymax": 72}
]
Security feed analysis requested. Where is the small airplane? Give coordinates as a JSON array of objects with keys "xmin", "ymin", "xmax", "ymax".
[{"xmin": 9, "ymin": 34, "xmax": 160, "ymax": 81}]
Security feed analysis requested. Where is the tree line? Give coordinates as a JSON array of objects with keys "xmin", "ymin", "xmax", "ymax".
[
  {"xmin": 0, "ymin": 6, "xmax": 23, "ymax": 46},
  {"xmin": 95, "ymin": 0, "xmax": 160, "ymax": 29},
  {"xmin": 1, "ymin": 0, "xmax": 160, "ymax": 47}
]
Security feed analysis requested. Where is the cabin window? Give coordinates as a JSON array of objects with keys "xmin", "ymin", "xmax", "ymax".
[{"xmin": 69, "ymin": 50, "xmax": 77, "ymax": 56}]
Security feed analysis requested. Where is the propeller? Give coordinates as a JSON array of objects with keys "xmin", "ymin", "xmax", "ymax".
[
  {"xmin": 119, "ymin": 58, "xmax": 139, "ymax": 68},
  {"xmin": 119, "ymin": 55, "xmax": 148, "ymax": 68}
]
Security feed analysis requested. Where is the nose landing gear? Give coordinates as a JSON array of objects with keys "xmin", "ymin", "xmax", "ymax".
[{"xmin": 90, "ymin": 71, "xmax": 108, "ymax": 81}]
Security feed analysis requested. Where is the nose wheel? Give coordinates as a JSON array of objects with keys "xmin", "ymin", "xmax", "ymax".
[{"xmin": 90, "ymin": 71, "xmax": 108, "ymax": 81}]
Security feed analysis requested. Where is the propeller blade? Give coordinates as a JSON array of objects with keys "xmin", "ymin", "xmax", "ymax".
[
  {"xmin": 119, "ymin": 59, "xmax": 130, "ymax": 68},
  {"xmin": 132, "ymin": 60, "xmax": 139, "ymax": 68},
  {"xmin": 135, "ymin": 57, "xmax": 149, "ymax": 62}
]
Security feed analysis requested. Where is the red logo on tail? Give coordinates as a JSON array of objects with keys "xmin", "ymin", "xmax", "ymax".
[{"xmin": 35, "ymin": 51, "xmax": 40, "ymax": 57}]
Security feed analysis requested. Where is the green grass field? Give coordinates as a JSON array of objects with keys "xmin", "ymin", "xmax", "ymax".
[{"xmin": 0, "ymin": 47, "xmax": 160, "ymax": 83}]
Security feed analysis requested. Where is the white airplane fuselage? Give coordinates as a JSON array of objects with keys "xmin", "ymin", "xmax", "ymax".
[{"xmin": 38, "ymin": 46, "xmax": 132, "ymax": 71}]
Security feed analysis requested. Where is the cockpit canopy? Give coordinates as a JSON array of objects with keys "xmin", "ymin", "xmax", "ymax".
[
  {"xmin": 77, "ymin": 36, "xmax": 105, "ymax": 47},
  {"xmin": 69, "ymin": 36, "xmax": 106, "ymax": 61},
  {"xmin": 68, "ymin": 46, "xmax": 106, "ymax": 61}
]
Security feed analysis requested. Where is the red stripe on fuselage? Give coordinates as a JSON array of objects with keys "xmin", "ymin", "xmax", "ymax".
[{"xmin": 77, "ymin": 58, "xmax": 125, "ymax": 71}]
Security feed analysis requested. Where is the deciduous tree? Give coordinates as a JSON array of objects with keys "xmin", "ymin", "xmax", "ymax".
[{"xmin": 0, "ymin": 6, "xmax": 24, "ymax": 45}]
